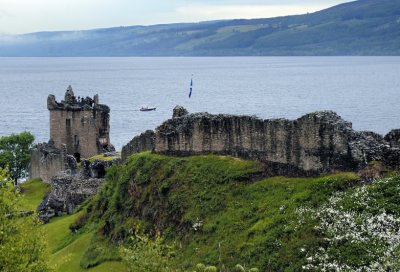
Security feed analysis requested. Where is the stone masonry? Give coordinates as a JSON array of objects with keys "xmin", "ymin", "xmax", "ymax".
[
  {"xmin": 37, "ymin": 158, "xmax": 117, "ymax": 222},
  {"xmin": 30, "ymin": 86, "xmax": 114, "ymax": 182},
  {"xmin": 122, "ymin": 106, "xmax": 400, "ymax": 176},
  {"xmin": 47, "ymin": 85, "xmax": 113, "ymax": 160}
]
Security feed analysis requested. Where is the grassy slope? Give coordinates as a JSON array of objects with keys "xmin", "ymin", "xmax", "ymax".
[
  {"xmin": 82, "ymin": 152, "xmax": 360, "ymax": 271},
  {"xmin": 19, "ymin": 154, "xmax": 400, "ymax": 271},
  {"xmin": 18, "ymin": 179, "xmax": 126, "ymax": 272},
  {"xmin": 18, "ymin": 178, "xmax": 50, "ymax": 211}
]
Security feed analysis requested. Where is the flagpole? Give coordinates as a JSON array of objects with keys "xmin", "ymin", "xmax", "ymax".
[{"xmin": 189, "ymin": 74, "xmax": 193, "ymax": 98}]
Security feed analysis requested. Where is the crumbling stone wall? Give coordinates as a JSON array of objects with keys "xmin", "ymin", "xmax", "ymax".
[
  {"xmin": 385, "ymin": 129, "xmax": 400, "ymax": 148},
  {"xmin": 29, "ymin": 142, "xmax": 66, "ymax": 183},
  {"xmin": 47, "ymin": 85, "xmax": 113, "ymax": 159},
  {"xmin": 121, "ymin": 130, "xmax": 155, "ymax": 161},
  {"xmin": 38, "ymin": 158, "xmax": 115, "ymax": 222},
  {"xmin": 122, "ymin": 106, "xmax": 400, "ymax": 175}
]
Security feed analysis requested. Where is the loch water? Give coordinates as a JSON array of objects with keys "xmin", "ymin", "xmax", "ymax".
[{"xmin": 0, "ymin": 57, "xmax": 399, "ymax": 150}]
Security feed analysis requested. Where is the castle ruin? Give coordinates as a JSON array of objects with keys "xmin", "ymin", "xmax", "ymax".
[
  {"xmin": 30, "ymin": 86, "xmax": 114, "ymax": 182},
  {"xmin": 122, "ymin": 106, "xmax": 400, "ymax": 176},
  {"xmin": 47, "ymin": 85, "xmax": 113, "ymax": 160}
]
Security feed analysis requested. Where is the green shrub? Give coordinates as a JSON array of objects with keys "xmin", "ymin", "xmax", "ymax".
[
  {"xmin": 233, "ymin": 264, "xmax": 245, "ymax": 271},
  {"xmin": 204, "ymin": 266, "xmax": 217, "ymax": 272},
  {"xmin": 195, "ymin": 263, "xmax": 206, "ymax": 271},
  {"xmin": 121, "ymin": 228, "xmax": 176, "ymax": 272}
]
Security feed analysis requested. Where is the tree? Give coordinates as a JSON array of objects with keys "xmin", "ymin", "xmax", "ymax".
[
  {"xmin": 0, "ymin": 132, "xmax": 35, "ymax": 184},
  {"xmin": 0, "ymin": 167, "xmax": 50, "ymax": 271}
]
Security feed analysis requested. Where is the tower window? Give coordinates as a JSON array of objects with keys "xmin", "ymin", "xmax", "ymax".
[
  {"xmin": 66, "ymin": 119, "xmax": 71, "ymax": 128},
  {"xmin": 74, "ymin": 135, "xmax": 80, "ymax": 145}
]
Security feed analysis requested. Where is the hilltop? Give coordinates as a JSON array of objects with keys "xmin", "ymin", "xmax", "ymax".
[
  {"xmin": 1, "ymin": 0, "xmax": 399, "ymax": 56},
  {"xmin": 37, "ymin": 152, "xmax": 400, "ymax": 271}
]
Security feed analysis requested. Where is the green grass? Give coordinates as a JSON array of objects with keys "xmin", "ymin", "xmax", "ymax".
[
  {"xmin": 88, "ymin": 152, "xmax": 121, "ymax": 162},
  {"xmin": 42, "ymin": 213, "xmax": 82, "ymax": 253},
  {"xmin": 43, "ymin": 214, "xmax": 126, "ymax": 271},
  {"xmin": 18, "ymin": 178, "xmax": 50, "ymax": 211},
  {"xmin": 50, "ymin": 233, "xmax": 125, "ymax": 272},
  {"xmin": 81, "ymin": 152, "xmax": 360, "ymax": 271},
  {"xmin": 20, "ymin": 152, "xmax": 399, "ymax": 271},
  {"xmin": 18, "ymin": 178, "xmax": 127, "ymax": 271}
]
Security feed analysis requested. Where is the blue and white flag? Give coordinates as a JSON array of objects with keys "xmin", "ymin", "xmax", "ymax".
[{"xmin": 189, "ymin": 77, "xmax": 193, "ymax": 98}]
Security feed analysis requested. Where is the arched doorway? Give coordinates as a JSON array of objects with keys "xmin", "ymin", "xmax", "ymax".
[{"xmin": 73, "ymin": 152, "xmax": 81, "ymax": 163}]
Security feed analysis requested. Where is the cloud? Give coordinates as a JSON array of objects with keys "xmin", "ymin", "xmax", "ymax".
[{"xmin": 0, "ymin": 9, "xmax": 13, "ymax": 18}]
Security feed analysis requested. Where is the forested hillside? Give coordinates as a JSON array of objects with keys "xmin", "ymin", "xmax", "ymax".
[{"xmin": 1, "ymin": 0, "xmax": 399, "ymax": 56}]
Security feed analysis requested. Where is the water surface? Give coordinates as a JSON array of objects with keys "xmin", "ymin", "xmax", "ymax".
[{"xmin": 0, "ymin": 57, "xmax": 399, "ymax": 150}]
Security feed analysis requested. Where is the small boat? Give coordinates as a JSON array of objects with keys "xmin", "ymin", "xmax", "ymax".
[{"xmin": 140, "ymin": 106, "xmax": 156, "ymax": 112}]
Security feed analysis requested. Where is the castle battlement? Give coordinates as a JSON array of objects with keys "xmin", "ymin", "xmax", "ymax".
[
  {"xmin": 47, "ymin": 85, "xmax": 110, "ymax": 113},
  {"xmin": 46, "ymin": 85, "xmax": 113, "ymax": 160}
]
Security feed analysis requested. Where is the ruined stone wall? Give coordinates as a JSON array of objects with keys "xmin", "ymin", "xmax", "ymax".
[
  {"xmin": 38, "ymin": 159, "xmax": 116, "ymax": 222},
  {"xmin": 154, "ymin": 111, "xmax": 359, "ymax": 174},
  {"xmin": 122, "ymin": 106, "xmax": 399, "ymax": 175},
  {"xmin": 121, "ymin": 130, "xmax": 155, "ymax": 161},
  {"xmin": 29, "ymin": 143, "xmax": 66, "ymax": 183},
  {"xmin": 49, "ymin": 109, "xmax": 100, "ymax": 158},
  {"xmin": 385, "ymin": 129, "xmax": 400, "ymax": 148}
]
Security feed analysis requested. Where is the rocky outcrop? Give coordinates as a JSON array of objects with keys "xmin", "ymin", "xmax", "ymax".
[
  {"xmin": 38, "ymin": 159, "xmax": 115, "ymax": 222},
  {"xmin": 121, "ymin": 130, "xmax": 155, "ymax": 161},
  {"xmin": 122, "ymin": 107, "xmax": 400, "ymax": 176}
]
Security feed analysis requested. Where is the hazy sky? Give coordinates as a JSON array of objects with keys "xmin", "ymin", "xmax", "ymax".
[{"xmin": 0, "ymin": 0, "xmax": 354, "ymax": 34}]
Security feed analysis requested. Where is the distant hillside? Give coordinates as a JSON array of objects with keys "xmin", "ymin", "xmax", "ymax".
[{"xmin": 1, "ymin": 0, "xmax": 399, "ymax": 56}]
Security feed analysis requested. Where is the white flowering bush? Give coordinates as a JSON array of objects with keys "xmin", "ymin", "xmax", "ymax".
[
  {"xmin": 298, "ymin": 177, "xmax": 400, "ymax": 271},
  {"xmin": 192, "ymin": 217, "xmax": 203, "ymax": 231}
]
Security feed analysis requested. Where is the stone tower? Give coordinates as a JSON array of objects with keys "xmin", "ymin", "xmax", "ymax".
[{"xmin": 47, "ymin": 85, "xmax": 113, "ymax": 160}]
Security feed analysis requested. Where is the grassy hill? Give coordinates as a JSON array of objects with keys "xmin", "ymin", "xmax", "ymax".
[
  {"xmin": 19, "ymin": 153, "xmax": 400, "ymax": 271},
  {"xmin": 76, "ymin": 152, "xmax": 400, "ymax": 271},
  {"xmin": 1, "ymin": 0, "xmax": 399, "ymax": 56}
]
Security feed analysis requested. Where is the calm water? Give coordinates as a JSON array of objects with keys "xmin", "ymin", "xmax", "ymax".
[{"xmin": 0, "ymin": 57, "xmax": 399, "ymax": 150}]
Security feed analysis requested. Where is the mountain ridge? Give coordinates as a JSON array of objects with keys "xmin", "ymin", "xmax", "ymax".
[{"xmin": 1, "ymin": 0, "xmax": 399, "ymax": 56}]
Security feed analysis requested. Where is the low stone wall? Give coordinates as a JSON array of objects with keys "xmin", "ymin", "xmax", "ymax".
[
  {"xmin": 29, "ymin": 142, "xmax": 67, "ymax": 183},
  {"xmin": 122, "ymin": 106, "xmax": 400, "ymax": 175}
]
